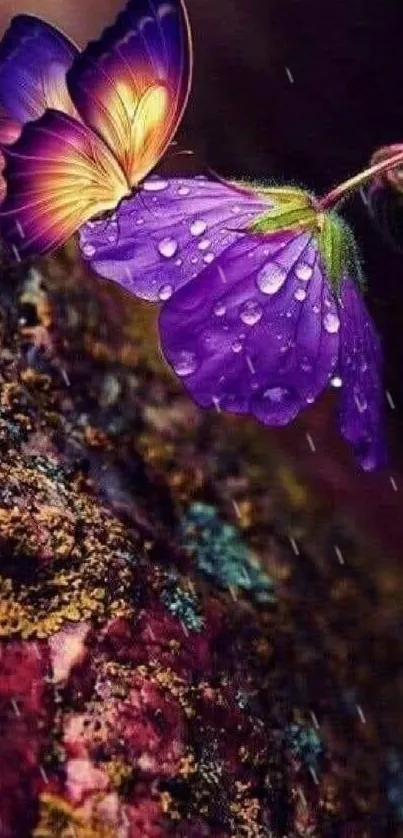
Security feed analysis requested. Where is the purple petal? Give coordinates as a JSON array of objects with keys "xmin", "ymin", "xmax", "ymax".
[
  {"xmin": 78, "ymin": 177, "xmax": 268, "ymax": 301},
  {"xmin": 159, "ymin": 230, "xmax": 340, "ymax": 426},
  {"xmin": 337, "ymin": 278, "xmax": 386, "ymax": 471}
]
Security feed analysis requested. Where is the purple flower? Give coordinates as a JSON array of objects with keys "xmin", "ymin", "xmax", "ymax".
[{"xmin": 79, "ymin": 176, "xmax": 386, "ymax": 471}]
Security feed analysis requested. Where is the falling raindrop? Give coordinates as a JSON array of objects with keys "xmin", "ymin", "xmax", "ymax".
[
  {"xmin": 323, "ymin": 312, "xmax": 340, "ymax": 334},
  {"xmin": 143, "ymin": 178, "xmax": 169, "ymax": 191},
  {"xmin": 158, "ymin": 237, "xmax": 178, "ymax": 258},
  {"xmin": 190, "ymin": 219, "xmax": 207, "ymax": 236},
  {"xmin": 240, "ymin": 300, "xmax": 263, "ymax": 326},
  {"xmin": 172, "ymin": 351, "xmax": 198, "ymax": 377},
  {"xmin": 257, "ymin": 263, "xmax": 287, "ymax": 295},
  {"xmin": 158, "ymin": 284, "xmax": 173, "ymax": 301}
]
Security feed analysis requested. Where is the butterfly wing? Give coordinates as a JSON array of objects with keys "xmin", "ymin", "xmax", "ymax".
[
  {"xmin": 67, "ymin": 0, "xmax": 192, "ymax": 186},
  {"xmin": 158, "ymin": 230, "xmax": 340, "ymax": 424},
  {"xmin": 0, "ymin": 109, "xmax": 130, "ymax": 258},
  {"xmin": 79, "ymin": 176, "xmax": 268, "ymax": 299},
  {"xmin": 0, "ymin": 14, "xmax": 79, "ymax": 144}
]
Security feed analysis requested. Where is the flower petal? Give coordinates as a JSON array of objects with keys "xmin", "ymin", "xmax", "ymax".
[
  {"xmin": 78, "ymin": 176, "xmax": 268, "ymax": 301},
  {"xmin": 337, "ymin": 278, "xmax": 386, "ymax": 471},
  {"xmin": 159, "ymin": 230, "xmax": 340, "ymax": 426}
]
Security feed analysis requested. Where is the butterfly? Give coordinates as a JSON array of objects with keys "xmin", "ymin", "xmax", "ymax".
[{"xmin": 0, "ymin": 0, "xmax": 192, "ymax": 257}]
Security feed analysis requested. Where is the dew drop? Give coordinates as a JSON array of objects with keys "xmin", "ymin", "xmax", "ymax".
[
  {"xmin": 295, "ymin": 263, "xmax": 313, "ymax": 281},
  {"xmin": 191, "ymin": 257, "xmax": 198, "ymax": 264},
  {"xmin": 190, "ymin": 219, "xmax": 207, "ymax": 236},
  {"xmin": 263, "ymin": 386, "xmax": 289, "ymax": 402},
  {"xmin": 354, "ymin": 386, "xmax": 367, "ymax": 413},
  {"xmin": 158, "ymin": 237, "xmax": 178, "ymax": 258},
  {"xmin": 256, "ymin": 262, "xmax": 287, "ymax": 295},
  {"xmin": 82, "ymin": 243, "xmax": 96, "ymax": 257},
  {"xmin": 158, "ymin": 283, "xmax": 173, "ymax": 301},
  {"xmin": 240, "ymin": 300, "xmax": 263, "ymax": 326},
  {"xmin": 323, "ymin": 312, "xmax": 340, "ymax": 334},
  {"xmin": 203, "ymin": 253, "xmax": 215, "ymax": 264},
  {"xmin": 198, "ymin": 239, "xmax": 211, "ymax": 251},
  {"xmin": 294, "ymin": 288, "xmax": 307, "ymax": 302},
  {"xmin": 178, "ymin": 185, "xmax": 190, "ymax": 196},
  {"xmin": 330, "ymin": 375, "xmax": 343, "ymax": 388},
  {"xmin": 143, "ymin": 179, "xmax": 169, "ymax": 191},
  {"xmin": 231, "ymin": 339, "xmax": 243, "ymax": 353},
  {"xmin": 175, "ymin": 258, "xmax": 183, "ymax": 266},
  {"xmin": 173, "ymin": 351, "xmax": 198, "ymax": 377},
  {"xmin": 214, "ymin": 302, "xmax": 226, "ymax": 317}
]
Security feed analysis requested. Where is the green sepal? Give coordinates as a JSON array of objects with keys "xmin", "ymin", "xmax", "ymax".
[
  {"xmin": 245, "ymin": 185, "xmax": 318, "ymax": 235},
  {"xmin": 316, "ymin": 212, "xmax": 366, "ymax": 294}
]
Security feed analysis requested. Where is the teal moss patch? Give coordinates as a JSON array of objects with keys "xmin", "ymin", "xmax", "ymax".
[{"xmin": 181, "ymin": 503, "xmax": 275, "ymax": 604}]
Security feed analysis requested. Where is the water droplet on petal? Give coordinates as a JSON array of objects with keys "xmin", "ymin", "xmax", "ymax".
[
  {"xmin": 295, "ymin": 263, "xmax": 313, "ymax": 281},
  {"xmin": 240, "ymin": 300, "xmax": 263, "ymax": 326},
  {"xmin": 323, "ymin": 312, "xmax": 340, "ymax": 334},
  {"xmin": 190, "ymin": 219, "xmax": 207, "ymax": 236},
  {"xmin": 158, "ymin": 283, "xmax": 173, "ymax": 301},
  {"xmin": 143, "ymin": 179, "xmax": 169, "ymax": 191},
  {"xmin": 175, "ymin": 258, "xmax": 183, "ymax": 266},
  {"xmin": 257, "ymin": 262, "xmax": 287, "ymax": 295},
  {"xmin": 214, "ymin": 302, "xmax": 226, "ymax": 317},
  {"xmin": 173, "ymin": 351, "xmax": 198, "ymax": 377},
  {"xmin": 158, "ymin": 237, "xmax": 178, "ymax": 258},
  {"xmin": 178, "ymin": 185, "xmax": 190, "ymax": 196},
  {"xmin": 354, "ymin": 386, "xmax": 367, "ymax": 412},
  {"xmin": 294, "ymin": 288, "xmax": 307, "ymax": 301},
  {"xmin": 231, "ymin": 339, "xmax": 243, "ymax": 353},
  {"xmin": 136, "ymin": 217, "xmax": 145, "ymax": 225},
  {"xmin": 306, "ymin": 394, "xmax": 315, "ymax": 404},
  {"xmin": 82, "ymin": 243, "xmax": 96, "ymax": 257},
  {"xmin": 203, "ymin": 253, "xmax": 215, "ymax": 264},
  {"xmin": 301, "ymin": 359, "xmax": 312, "ymax": 372},
  {"xmin": 231, "ymin": 205, "xmax": 241, "ymax": 214},
  {"xmin": 198, "ymin": 239, "xmax": 211, "ymax": 251},
  {"xmin": 330, "ymin": 375, "xmax": 343, "ymax": 388},
  {"xmin": 263, "ymin": 386, "xmax": 289, "ymax": 402},
  {"xmin": 313, "ymin": 305, "xmax": 320, "ymax": 314}
]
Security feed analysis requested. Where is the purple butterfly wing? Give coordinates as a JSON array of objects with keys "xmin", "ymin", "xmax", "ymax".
[
  {"xmin": 79, "ymin": 177, "xmax": 268, "ymax": 301},
  {"xmin": 0, "ymin": 14, "xmax": 79, "ymax": 140},
  {"xmin": 337, "ymin": 278, "xmax": 386, "ymax": 471},
  {"xmin": 67, "ymin": 0, "xmax": 192, "ymax": 186},
  {"xmin": 159, "ymin": 230, "xmax": 340, "ymax": 425}
]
